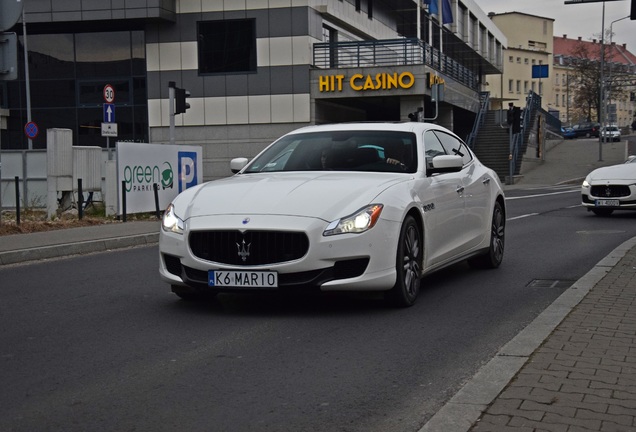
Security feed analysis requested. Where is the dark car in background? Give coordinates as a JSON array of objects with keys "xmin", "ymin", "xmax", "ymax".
[
  {"xmin": 571, "ymin": 122, "xmax": 600, "ymax": 138},
  {"xmin": 561, "ymin": 127, "xmax": 576, "ymax": 139}
]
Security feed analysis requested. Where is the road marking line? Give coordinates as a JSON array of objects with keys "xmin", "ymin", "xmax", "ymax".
[
  {"xmin": 506, "ymin": 189, "xmax": 579, "ymax": 200},
  {"xmin": 508, "ymin": 213, "xmax": 540, "ymax": 221}
]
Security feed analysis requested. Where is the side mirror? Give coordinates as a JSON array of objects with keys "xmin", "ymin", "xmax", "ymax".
[
  {"xmin": 428, "ymin": 155, "xmax": 463, "ymax": 176},
  {"xmin": 230, "ymin": 157, "xmax": 249, "ymax": 174}
]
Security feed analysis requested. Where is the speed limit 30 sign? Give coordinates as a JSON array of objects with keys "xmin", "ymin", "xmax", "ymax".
[{"xmin": 103, "ymin": 84, "xmax": 115, "ymax": 103}]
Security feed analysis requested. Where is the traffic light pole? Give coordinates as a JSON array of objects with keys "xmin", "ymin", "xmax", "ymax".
[{"xmin": 168, "ymin": 81, "xmax": 175, "ymax": 145}]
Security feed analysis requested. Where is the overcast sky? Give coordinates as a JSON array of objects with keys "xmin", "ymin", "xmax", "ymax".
[{"xmin": 476, "ymin": 0, "xmax": 635, "ymax": 54}]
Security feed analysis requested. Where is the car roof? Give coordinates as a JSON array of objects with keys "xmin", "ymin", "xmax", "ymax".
[{"xmin": 285, "ymin": 122, "xmax": 454, "ymax": 136}]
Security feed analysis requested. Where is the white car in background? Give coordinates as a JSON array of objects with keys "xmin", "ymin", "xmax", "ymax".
[
  {"xmin": 600, "ymin": 125, "xmax": 621, "ymax": 142},
  {"xmin": 159, "ymin": 122, "xmax": 506, "ymax": 307},
  {"xmin": 582, "ymin": 161, "xmax": 636, "ymax": 216}
]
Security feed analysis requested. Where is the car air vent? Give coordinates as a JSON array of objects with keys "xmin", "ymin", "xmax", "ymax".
[{"xmin": 189, "ymin": 230, "xmax": 309, "ymax": 265}]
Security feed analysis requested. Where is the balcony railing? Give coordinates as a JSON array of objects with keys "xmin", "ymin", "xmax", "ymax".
[{"xmin": 313, "ymin": 38, "xmax": 479, "ymax": 91}]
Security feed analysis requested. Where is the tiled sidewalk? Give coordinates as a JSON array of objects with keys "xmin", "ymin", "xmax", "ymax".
[{"xmin": 470, "ymin": 246, "xmax": 636, "ymax": 431}]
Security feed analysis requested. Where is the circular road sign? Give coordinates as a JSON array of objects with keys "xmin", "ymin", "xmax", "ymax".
[
  {"xmin": 103, "ymin": 84, "xmax": 115, "ymax": 103},
  {"xmin": 24, "ymin": 121, "xmax": 39, "ymax": 139}
]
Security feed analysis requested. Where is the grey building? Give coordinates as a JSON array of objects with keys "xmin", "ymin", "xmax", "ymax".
[{"xmin": 1, "ymin": 0, "xmax": 506, "ymax": 180}]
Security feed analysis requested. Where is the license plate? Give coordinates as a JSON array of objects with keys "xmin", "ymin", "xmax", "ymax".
[
  {"xmin": 595, "ymin": 199, "xmax": 619, "ymax": 207},
  {"xmin": 208, "ymin": 270, "xmax": 278, "ymax": 288}
]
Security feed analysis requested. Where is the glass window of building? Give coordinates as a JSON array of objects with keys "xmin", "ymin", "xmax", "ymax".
[
  {"xmin": 198, "ymin": 19, "xmax": 257, "ymax": 74},
  {"xmin": 3, "ymin": 30, "xmax": 147, "ymax": 149}
]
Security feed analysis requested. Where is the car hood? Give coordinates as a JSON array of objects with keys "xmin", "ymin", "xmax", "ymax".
[
  {"xmin": 176, "ymin": 172, "xmax": 408, "ymax": 221},
  {"xmin": 588, "ymin": 164, "xmax": 636, "ymax": 182}
]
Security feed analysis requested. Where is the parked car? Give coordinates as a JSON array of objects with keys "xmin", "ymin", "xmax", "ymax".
[
  {"xmin": 561, "ymin": 127, "xmax": 576, "ymax": 139},
  {"xmin": 571, "ymin": 122, "xmax": 600, "ymax": 138},
  {"xmin": 581, "ymin": 161, "xmax": 636, "ymax": 216},
  {"xmin": 600, "ymin": 125, "xmax": 621, "ymax": 142},
  {"xmin": 159, "ymin": 122, "xmax": 506, "ymax": 307}
]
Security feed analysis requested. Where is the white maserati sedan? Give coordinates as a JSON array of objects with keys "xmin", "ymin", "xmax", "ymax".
[
  {"xmin": 159, "ymin": 122, "xmax": 506, "ymax": 307},
  {"xmin": 581, "ymin": 159, "xmax": 636, "ymax": 216}
]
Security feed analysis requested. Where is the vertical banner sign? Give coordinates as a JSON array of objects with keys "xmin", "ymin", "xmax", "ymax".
[{"xmin": 116, "ymin": 142, "xmax": 203, "ymax": 215}]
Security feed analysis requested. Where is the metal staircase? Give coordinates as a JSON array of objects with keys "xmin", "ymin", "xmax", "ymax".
[{"xmin": 470, "ymin": 92, "xmax": 542, "ymax": 183}]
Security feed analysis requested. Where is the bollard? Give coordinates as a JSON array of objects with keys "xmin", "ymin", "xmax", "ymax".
[
  {"xmin": 14, "ymin": 176, "xmax": 20, "ymax": 226},
  {"xmin": 153, "ymin": 183, "xmax": 161, "ymax": 219},
  {"xmin": 78, "ymin": 178, "xmax": 83, "ymax": 220},
  {"xmin": 121, "ymin": 180, "xmax": 127, "ymax": 222}
]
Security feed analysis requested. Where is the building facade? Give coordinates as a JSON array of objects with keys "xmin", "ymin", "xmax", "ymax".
[
  {"xmin": 553, "ymin": 35, "xmax": 636, "ymax": 128},
  {"xmin": 1, "ymin": 0, "xmax": 506, "ymax": 181},
  {"xmin": 484, "ymin": 12, "xmax": 554, "ymax": 112}
]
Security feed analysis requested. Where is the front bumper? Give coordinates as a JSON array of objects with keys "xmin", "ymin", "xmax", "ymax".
[
  {"xmin": 581, "ymin": 182, "xmax": 636, "ymax": 210},
  {"xmin": 159, "ymin": 214, "xmax": 400, "ymax": 293}
]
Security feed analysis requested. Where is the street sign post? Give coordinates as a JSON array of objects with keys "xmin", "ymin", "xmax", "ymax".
[
  {"xmin": 103, "ymin": 84, "xmax": 115, "ymax": 103},
  {"xmin": 103, "ymin": 103, "xmax": 116, "ymax": 123},
  {"xmin": 101, "ymin": 122, "xmax": 118, "ymax": 137},
  {"xmin": 24, "ymin": 121, "xmax": 39, "ymax": 139}
]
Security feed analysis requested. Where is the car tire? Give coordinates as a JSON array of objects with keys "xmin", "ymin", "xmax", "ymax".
[
  {"xmin": 385, "ymin": 215, "xmax": 421, "ymax": 308},
  {"xmin": 468, "ymin": 200, "xmax": 505, "ymax": 269},
  {"xmin": 591, "ymin": 208, "xmax": 614, "ymax": 217}
]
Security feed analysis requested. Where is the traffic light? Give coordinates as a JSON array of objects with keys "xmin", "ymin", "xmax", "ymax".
[
  {"xmin": 0, "ymin": 32, "xmax": 18, "ymax": 80},
  {"xmin": 1, "ymin": 0, "xmax": 23, "ymax": 32},
  {"xmin": 175, "ymin": 87, "xmax": 190, "ymax": 114},
  {"xmin": 0, "ymin": 0, "xmax": 22, "ymax": 81},
  {"xmin": 512, "ymin": 107, "xmax": 521, "ymax": 134}
]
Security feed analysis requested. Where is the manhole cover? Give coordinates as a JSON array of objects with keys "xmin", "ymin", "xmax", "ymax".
[{"xmin": 527, "ymin": 279, "xmax": 576, "ymax": 289}]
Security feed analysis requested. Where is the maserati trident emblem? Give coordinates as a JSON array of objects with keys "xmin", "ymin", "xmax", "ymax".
[
  {"xmin": 237, "ymin": 239, "xmax": 251, "ymax": 262},
  {"xmin": 605, "ymin": 187, "xmax": 612, "ymax": 197}
]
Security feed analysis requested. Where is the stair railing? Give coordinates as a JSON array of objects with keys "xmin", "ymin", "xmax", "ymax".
[
  {"xmin": 509, "ymin": 91, "xmax": 542, "ymax": 183},
  {"xmin": 466, "ymin": 92, "xmax": 490, "ymax": 149}
]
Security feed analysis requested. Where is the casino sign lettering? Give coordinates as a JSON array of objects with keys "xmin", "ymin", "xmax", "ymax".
[{"xmin": 319, "ymin": 72, "xmax": 415, "ymax": 92}]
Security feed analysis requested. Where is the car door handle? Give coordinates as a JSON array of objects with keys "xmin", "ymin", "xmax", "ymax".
[
  {"xmin": 456, "ymin": 185, "xmax": 464, "ymax": 194},
  {"xmin": 482, "ymin": 178, "xmax": 491, "ymax": 185}
]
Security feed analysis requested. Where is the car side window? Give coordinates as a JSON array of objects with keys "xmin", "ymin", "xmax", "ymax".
[
  {"xmin": 432, "ymin": 131, "xmax": 473, "ymax": 166},
  {"xmin": 423, "ymin": 131, "xmax": 447, "ymax": 169}
]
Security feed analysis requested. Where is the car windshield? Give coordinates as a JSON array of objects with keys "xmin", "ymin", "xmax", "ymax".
[{"xmin": 243, "ymin": 130, "xmax": 418, "ymax": 174}]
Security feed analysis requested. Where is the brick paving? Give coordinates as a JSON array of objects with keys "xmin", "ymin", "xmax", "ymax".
[{"xmin": 470, "ymin": 246, "xmax": 636, "ymax": 431}]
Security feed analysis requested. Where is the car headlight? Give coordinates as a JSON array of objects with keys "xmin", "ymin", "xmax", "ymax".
[
  {"xmin": 162, "ymin": 203, "xmax": 184, "ymax": 234},
  {"xmin": 323, "ymin": 204, "xmax": 383, "ymax": 236},
  {"xmin": 582, "ymin": 179, "xmax": 590, "ymax": 188}
]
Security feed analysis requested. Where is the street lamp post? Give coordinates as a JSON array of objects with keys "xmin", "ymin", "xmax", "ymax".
[
  {"xmin": 564, "ymin": 0, "xmax": 627, "ymax": 161},
  {"xmin": 607, "ymin": 15, "xmax": 630, "ymax": 121}
]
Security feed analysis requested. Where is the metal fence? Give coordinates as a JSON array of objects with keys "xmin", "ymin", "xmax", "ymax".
[
  {"xmin": 313, "ymin": 38, "xmax": 479, "ymax": 91},
  {"xmin": 0, "ymin": 149, "xmax": 110, "ymax": 210}
]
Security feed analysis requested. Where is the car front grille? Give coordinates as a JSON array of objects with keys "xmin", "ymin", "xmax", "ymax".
[
  {"xmin": 590, "ymin": 185, "xmax": 631, "ymax": 198},
  {"xmin": 189, "ymin": 230, "xmax": 310, "ymax": 265}
]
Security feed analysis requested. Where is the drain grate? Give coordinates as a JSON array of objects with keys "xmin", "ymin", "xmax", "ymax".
[{"xmin": 527, "ymin": 279, "xmax": 576, "ymax": 289}]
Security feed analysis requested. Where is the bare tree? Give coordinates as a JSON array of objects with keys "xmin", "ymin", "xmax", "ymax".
[{"xmin": 567, "ymin": 38, "xmax": 632, "ymax": 124}]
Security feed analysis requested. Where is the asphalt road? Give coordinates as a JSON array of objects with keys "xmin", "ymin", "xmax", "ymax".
[{"xmin": 1, "ymin": 186, "xmax": 635, "ymax": 432}]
